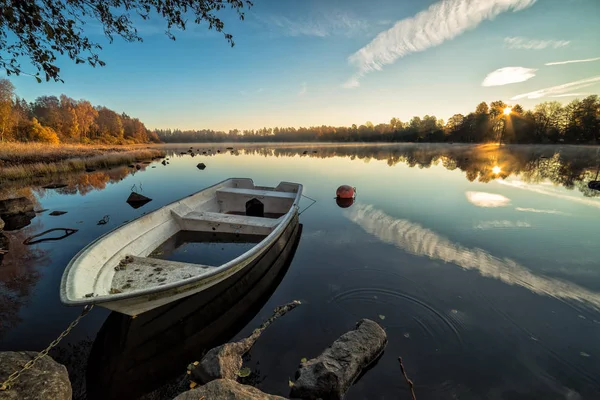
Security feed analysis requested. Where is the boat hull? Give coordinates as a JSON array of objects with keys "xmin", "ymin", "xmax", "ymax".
[{"xmin": 86, "ymin": 222, "xmax": 302, "ymax": 399}]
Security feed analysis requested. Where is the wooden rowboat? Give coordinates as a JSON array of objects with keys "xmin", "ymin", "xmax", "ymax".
[{"xmin": 60, "ymin": 178, "xmax": 302, "ymax": 316}]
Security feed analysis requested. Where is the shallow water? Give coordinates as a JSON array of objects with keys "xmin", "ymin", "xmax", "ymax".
[{"xmin": 1, "ymin": 143, "xmax": 600, "ymax": 399}]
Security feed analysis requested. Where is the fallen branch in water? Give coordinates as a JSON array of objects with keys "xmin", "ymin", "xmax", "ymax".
[
  {"xmin": 23, "ymin": 228, "xmax": 78, "ymax": 245},
  {"xmin": 398, "ymin": 357, "xmax": 416, "ymax": 400}
]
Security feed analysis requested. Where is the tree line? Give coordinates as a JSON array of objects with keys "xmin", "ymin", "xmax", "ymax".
[
  {"xmin": 157, "ymin": 96, "xmax": 600, "ymax": 144},
  {"xmin": 0, "ymin": 78, "xmax": 160, "ymax": 144}
]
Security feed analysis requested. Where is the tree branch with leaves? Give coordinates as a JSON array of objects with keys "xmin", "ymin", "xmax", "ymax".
[{"xmin": 0, "ymin": 0, "xmax": 253, "ymax": 82}]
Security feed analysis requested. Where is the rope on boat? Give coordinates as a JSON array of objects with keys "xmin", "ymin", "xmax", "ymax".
[
  {"xmin": 299, "ymin": 194, "xmax": 317, "ymax": 215},
  {"xmin": 23, "ymin": 228, "xmax": 78, "ymax": 245},
  {"xmin": 0, "ymin": 305, "xmax": 93, "ymax": 391}
]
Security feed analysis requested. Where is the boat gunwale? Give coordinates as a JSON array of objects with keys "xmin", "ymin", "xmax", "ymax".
[{"xmin": 59, "ymin": 178, "xmax": 303, "ymax": 306}]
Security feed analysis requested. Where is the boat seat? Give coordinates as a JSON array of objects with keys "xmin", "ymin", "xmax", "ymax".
[
  {"xmin": 216, "ymin": 187, "xmax": 296, "ymax": 199},
  {"xmin": 175, "ymin": 211, "xmax": 279, "ymax": 235},
  {"xmin": 111, "ymin": 256, "xmax": 216, "ymax": 293}
]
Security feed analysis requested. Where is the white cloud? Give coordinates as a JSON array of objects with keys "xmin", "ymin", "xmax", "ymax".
[
  {"xmin": 511, "ymin": 76, "xmax": 600, "ymax": 100},
  {"xmin": 474, "ymin": 220, "xmax": 532, "ymax": 229},
  {"xmin": 482, "ymin": 67, "xmax": 537, "ymax": 87},
  {"xmin": 347, "ymin": 204, "xmax": 600, "ymax": 310},
  {"xmin": 515, "ymin": 207, "xmax": 568, "ymax": 215},
  {"xmin": 545, "ymin": 57, "xmax": 600, "ymax": 66},
  {"xmin": 343, "ymin": 0, "xmax": 537, "ymax": 88},
  {"xmin": 466, "ymin": 191, "xmax": 511, "ymax": 207},
  {"xmin": 298, "ymin": 82, "xmax": 307, "ymax": 96},
  {"xmin": 504, "ymin": 36, "xmax": 570, "ymax": 50}
]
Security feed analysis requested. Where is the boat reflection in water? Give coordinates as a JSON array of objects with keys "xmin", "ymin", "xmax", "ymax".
[{"xmin": 86, "ymin": 221, "xmax": 302, "ymax": 400}]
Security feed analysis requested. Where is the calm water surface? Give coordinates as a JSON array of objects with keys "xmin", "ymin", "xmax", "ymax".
[{"xmin": 1, "ymin": 143, "xmax": 600, "ymax": 399}]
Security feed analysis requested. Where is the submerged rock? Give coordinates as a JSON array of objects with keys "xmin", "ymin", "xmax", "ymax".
[
  {"xmin": 0, "ymin": 232, "xmax": 8, "ymax": 265},
  {"xmin": 0, "ymin": 197, "xmax": 34, "ymax": 215},
  {"xmin": 126, "ymin": 192, "xmax": 152, "ymax": 209},
  {"xmin": 0, "ymin": 351, "xmax": 72, "ymax": 400},
  {"xmin": 49, "ymin": 211, "xmax": 67, "ymax": 216},
  {"xmin": 0, "ymin": 213, "xmax": 35, "ymax": 231},
  {"xmin": 174, "ymin": 379, "xmax": 286, "ymax": 400},
  {"xmin": 290, "ymin": 319, "xmax": 387, "ymax": 400},
  {"xmin": 190, "ymin": 300, "xmax": 301, "ymax": 384}
]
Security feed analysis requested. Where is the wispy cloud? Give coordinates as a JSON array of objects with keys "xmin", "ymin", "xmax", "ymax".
[
  {"xmin": 550, "ymin": 93, "xmax": 590, "ymax": 98},
  {"xmin": 511, "ymin": 76, "xmax": 600, "ymax": 100},
  {"xmin": 482, "ymin": 67, "xmax": 537, "ymax": 87},
  {"xmin": 497, "ymin": 180, "xmax": 600, "ymax": 209},
  {"xmin": 545, "ymin": 57, "xmax": 600, "ymax": 66},
  {"xmin": 466, "ymin": 191, "xmax": 511, "ymax": 207},
  {"xmin": 240, "ymin": 88, "xmax": 265, "ymax": 97},
  {"xmin": 515, "ymin": 207, "xmax": 568, "ymax": 215},
  {"xmin": 343, "ymin": 0, "xmax": 538, "ymax": 88},
  {"xmin": 504, "ymin": 36, "xmax": 570, "ymax": 50},
  {"xmin": 347, "ymin": 204, "xmax": 600, "ymax": 310},
  {"xmin": 298, "ymin": 82, "xmax": 307, "ymax": 96},
  {"xmin": 265, "ymin": 12, "xmax": 370, "ymax": 38},
  {"xmin": 474, "ymin": 220, "xmax": 532, "ymax": 229}
]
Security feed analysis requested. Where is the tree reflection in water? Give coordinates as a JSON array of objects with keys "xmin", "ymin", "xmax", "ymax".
[{"xmin": 232, "ymin": 144, "xmax": 600, "ymax": 197}]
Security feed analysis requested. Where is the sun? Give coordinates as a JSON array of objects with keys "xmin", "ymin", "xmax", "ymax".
[
  {"xmin": 492, "ymin": 166, "xmax": 502, "ymax": 174},
  {"xmin": 503, "ymin": 107, "xmax": 512, "ymax": 115}
]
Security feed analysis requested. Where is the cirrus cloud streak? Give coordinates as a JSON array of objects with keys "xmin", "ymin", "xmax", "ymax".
[{"xmin": 343, "ymin": 0, "xmax": 537, "ymax": 88}]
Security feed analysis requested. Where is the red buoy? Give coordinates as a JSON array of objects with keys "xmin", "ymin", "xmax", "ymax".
[{"xmin": 336, "ymin": 185, "xmax": 356, "ymax": 199}]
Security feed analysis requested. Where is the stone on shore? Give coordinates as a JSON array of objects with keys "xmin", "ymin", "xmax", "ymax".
[
  {"xmin": 0, "ymin": 351, "xmax": 72, "ymax": 400},
  {"xmin": 0, "ymin": 217, "xmax": 4, "ymax": 230},
  {"xmin": 290, "ymin": 319, "xmax": 387, "ymax": 400},
  {"xmin": 0, "ymin": 197, "xmax": 34, "ymax": 215},
  {"xmin": 173, "ymin": 379, "xmax": 286, "ymax": 400}
]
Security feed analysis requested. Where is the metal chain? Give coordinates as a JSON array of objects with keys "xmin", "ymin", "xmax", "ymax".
[{"xmin": 0, "ymin": 305, "xmax": 93, "ymax": 391}]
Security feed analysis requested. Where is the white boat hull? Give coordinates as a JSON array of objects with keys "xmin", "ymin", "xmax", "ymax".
[{"xmin": 60, "ymin": 178, "xmax": 302, "ymax": 316}]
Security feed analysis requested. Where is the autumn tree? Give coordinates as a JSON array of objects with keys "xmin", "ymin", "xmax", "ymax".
[{"xmin": 0, "ymin": 78, "xmax": 14, "ymax": 141}]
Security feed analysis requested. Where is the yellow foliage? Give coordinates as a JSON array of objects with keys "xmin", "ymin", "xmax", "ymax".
[{"xmin": 29, "ymin": 118, "xmax": 60, "ymax": 144}]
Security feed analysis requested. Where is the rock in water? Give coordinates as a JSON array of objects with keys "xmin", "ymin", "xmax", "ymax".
[
  {"xmin": 196, "ymin": 163, "xmax": 206, "ymax": 170},
  {"xmin": 126, "ymin": 192, "xmax": 152, "ymax": 209},
  {"xmin": 174, "ymin": 379, "xmax": 286, "ymax": 400},
  {"xmin": 190, "ymin": 300, "xmax": 301, "ymax": 383},
  {"xmin": 290, "ymin": 319, "xmax": 387, "ymax": 400},
  {"xmin": 0, "ymin": 351, "xmax": 72, "ymax": 400},
  {"xmin": 49, "ymin": 211, "xmax": 67, "ymax": 216},
  {"xmin": 0, "ymin": 197, "xmax": 34, "ymax": 215}
]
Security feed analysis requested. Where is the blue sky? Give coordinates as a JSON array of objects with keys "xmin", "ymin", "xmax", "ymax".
[{"xmin": 6, "ymin": 0, "xmax": 600, "ymax": 130}]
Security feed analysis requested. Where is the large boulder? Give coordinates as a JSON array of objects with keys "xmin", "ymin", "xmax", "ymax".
[
  {"xmin": 290, "ymin": 319, "xmax": 387, "ymax": 400},
  {"xmin": 173, "ymin": 379, "xmax": 286, "ymax": 400},
  {"xmin": 0, "ymin": 198, "xmax": 34, "ymax": 215},
  {"xmin": 0, "ymin": 351, "xmax": 72, "ymax": 400}
]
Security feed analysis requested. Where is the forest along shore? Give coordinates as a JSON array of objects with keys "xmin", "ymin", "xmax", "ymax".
[{"xmin": 0, "ymin": 143, "xmax": 164, "ymax": 182}]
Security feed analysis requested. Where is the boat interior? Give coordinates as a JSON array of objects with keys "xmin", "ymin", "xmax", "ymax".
[{"xmin": 107, "ymin": 179, "xmax": 301, "ymax": 295}]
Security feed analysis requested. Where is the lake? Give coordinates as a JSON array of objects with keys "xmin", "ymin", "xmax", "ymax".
[{"xmin": 1, "ymin": 143, "xmax": 600, "ymax": 399}]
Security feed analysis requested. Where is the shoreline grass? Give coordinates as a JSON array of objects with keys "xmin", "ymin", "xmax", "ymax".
[{"xmin": 0, "ymin": 143, "xmax": 164, "ymax": 182}]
